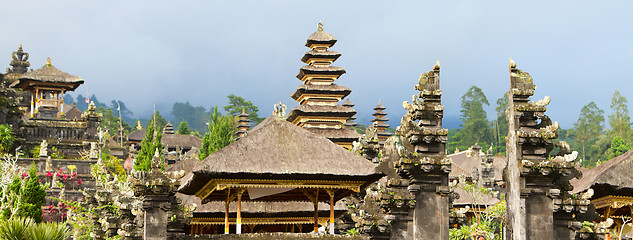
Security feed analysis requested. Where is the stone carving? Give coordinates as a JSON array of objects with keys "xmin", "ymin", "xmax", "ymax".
[
  {"xmin": 272, "ymin": 101, "xmax": 287, "ymax": 119},
  {"xmin": 505, "ymin": 59, "xmax": 601, "ymax": 240},
  {"xmin": 352, "ymin": 123, "xmax": 381, "ymax": 163},
  {"xmin": 39, "ymin": 140, "xmax": 48, "ymax": 157},
  {"xmin": 130, "ymin": 149, "xmax": 186, "ymax": 240},
  {"xmin": 8, "ymin": 44, "xmax": 30, "ymax": 74}
]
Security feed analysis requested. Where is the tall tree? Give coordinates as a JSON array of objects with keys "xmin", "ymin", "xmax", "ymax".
[
  {"xmin": 110, "ymin": 100, "xmax": 134, "ymax": 125},
  {"xmin": 199, "ymin": 106, "xmax": 237, "ymax": 160},
  {"xmin": 494, "ymin": 94, "xmax": 509, "ymax": 154},
  {"xmin": 223, "ymin": 94, "xmax": 264, "ymax": 125},
  {"xmin": 18, "ymin": 164, "xmax": 46, "ymax": 222},
  {"xmin": 134, "ymin": 122, "xmax": 163, "ymax": 171},
  {"xmin": 171, "ymin": 102, "xmax": 210, "ymax": 133},
  {"xmin": 608, "ymin": 90, "xmax": 632, "ymax": 143},
  {"xmin": 146, "ymin": 110, "xmax": 167, "ymax": 132},
  {"xmin": 572, "ymin": 102, "xmax": 605, "ymax": 163},
  {"xmin": 97, "ymin": 107, "xmax": 132, "ymax": 137},
  {"xmin": 177, "ymin": 121, "xmax": 191, "ymax": 135},
  {"xmin": 606, "ymin": 136, "xmax": 631, "ymax": 160},
  {"xmin": 459, "ymin": 86, "xmax": 493, "ymax": 147},
  {"xmin": 0, "ymin": 124, "xmax": 14, "ymax": 154}
]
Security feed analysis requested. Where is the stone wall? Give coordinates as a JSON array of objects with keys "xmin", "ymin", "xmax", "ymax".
[{"xmin": 187, "ymin": 233, "xmax": 368, "ymax": 240}]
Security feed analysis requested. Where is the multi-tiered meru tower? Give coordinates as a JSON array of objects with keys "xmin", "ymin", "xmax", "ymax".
[
  {"xmin": 371, "ymin": 101, "xmax": 392, "ymax": 148},
  {"xmin": 287, "ymin": 23, "xmax": 359, "ymax": 149}
]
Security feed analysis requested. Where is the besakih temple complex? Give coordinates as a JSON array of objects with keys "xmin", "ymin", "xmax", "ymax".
[
  {"xmin": 179, "ymin": 107, "xmax": 383, "ymax": 235},
  {"xmin": 286, "ymin": 23, "xmax": 359, "ymax": 149},
  {"xmin": 370, "ymin": 101, "xmax": 391, "ymax": 147},
  {"xmin": 3, "ymin": 25, "xmax": 631, "ymax": 240},
  {"xmin": 341, "ymin": 98, "xmax": 358, "ymax": 128},
  {"xmin": 571, "ymin": 149, "xmax": 633, "ymax": 238}
]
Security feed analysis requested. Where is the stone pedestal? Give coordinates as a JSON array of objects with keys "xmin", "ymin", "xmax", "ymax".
[
  {"xmin": 408, "ymin": 171, "xmax": 450, "ymax": 240},
  {"xmin": 142, "ymin": 194, "xmax": 170, "ymax": 240}
]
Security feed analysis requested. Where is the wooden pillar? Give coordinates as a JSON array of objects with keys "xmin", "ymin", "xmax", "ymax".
[
  {"xmin": 225, "ymin": 188, "xmax": 231, "ymax": 234},
  {"xmin": 326, "ymin": 189, "xmax": 336, "ymax": 234},
  {"xmin": 60, "ymin": 91, "xmax": 64, "ymax": 116},
  {"xmin": 236, "ymin": 189, "xmax": 245, "ymax": 234},
  {"xmin": 30, "ymin": 92, "xmax": 34, "ymax": 117},
  {"xmin": 314, "ymin": 189, "xmax": 319, "ymax": 233}
]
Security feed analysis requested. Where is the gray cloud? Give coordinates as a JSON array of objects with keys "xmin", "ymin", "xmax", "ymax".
[{"xmin": 2, "ymin": 0, "xmax": 632, "ymax": 128}]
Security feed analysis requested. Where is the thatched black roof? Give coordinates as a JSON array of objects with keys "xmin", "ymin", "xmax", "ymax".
[
  {"xmin": 127, "ymin": 129, "xmax": 146, "ymax": 142},
  {"xmin": 290, "ymin": 84, "xmax": 351, "ymax": 101},
  {"xmin": 571, "ymin": 149, "xmax": 633, "ymax": 197},
  {"xmin": 305, "ymin": 29, "xmax": 337, "ymax": 47},
  {"xmin": 296, "ymin": 66, "xmax": 345, "ymax": 80},
  {"xmin": 300, "ymin": 50, "xmax": 341, "ymax": 63},
  {"xmin": 179, "ymin": 116, "xmax": 382, "ymax": 196},
  {"xmin": 13, "ymin": 64, "xmax": 83, "ymax": 91},
  {"xmin": 162, "ymin": 134, "xmax": 202, "ymax": 150},
  {"xmin": 286, "ymin": 105, "xmax": 356, "ymax": 123}
]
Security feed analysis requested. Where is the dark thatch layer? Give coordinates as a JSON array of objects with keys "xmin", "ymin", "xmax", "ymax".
[
  {"xmin": 571, "ymin": 149, "xmax": 633, "ymax": 197},
  {"xmin": 179, "ymin": 116, "xmax": 382, "ymax": 195},
  {"xmin": 341, "ymin": 99, "xmax": 354, "ymax": 107},
  {"xmin": 162, "ymin": 134, "xmax": 202, "ymax": 149},
  {"xmin": 62, "ymin": 104, "xmax": 83, "ymax": 121},
  {"xmin": 373, "ymin": 103, "xmax": 386, "ymax": 110},
  {"xmin": 305, "ymin": 128, "xmax": 359, "ymax": 141},
  {"xmin": 286, "ymin": 105, "xmax": 356, "ymax": 123},
  {"xmin": 305, "ymin": 30, "xmax": 337, "ymax": 47},
  {"xmin": 296, "ymin": 66, "xmax": 345, "ymax": 80},
  {"xmin": 290, "ymin": 84, "xmax": 351, "ymax": 100},
  {"xmin": 301, "ymin": 50, "xmax": 341, "ymax": 63},
  {"xmin": 127, "ymin": 129, "xmax": 146, "ymax": 142},
  {"xmin": 13, "ymin": 64, "xmax": 83, "ymax": 91}
]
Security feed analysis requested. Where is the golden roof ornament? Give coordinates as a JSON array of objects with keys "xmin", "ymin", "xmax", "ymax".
[
  {"xmin": 509, "ymin": 57, "xmax": 517, "ymax": 69},
  {"xmin": 46, "ymin": 57, "xmax": 52, "ymax": 66},
  {"xmin": 317, "ymin": 22, "xmax": 324, "ymax": 31},
  {"xmin": 433, "ymin": 59, "xmax": 440, "ymax": 70},
  {"xmin": 272, "ymin": 101, "xmax": 287, "ymax": 119},
  {"xmin": 136, "ymin": 120, "xmax": 143, "ymax": 130}
]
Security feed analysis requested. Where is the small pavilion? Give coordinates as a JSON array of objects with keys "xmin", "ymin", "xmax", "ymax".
[
  {"xmin": 179, "ymin": 112, "xmax": 383, "ymax": 235},
  {"xmin": 11, "ymin": 58, "xmax": 83, "ymax": 119}
]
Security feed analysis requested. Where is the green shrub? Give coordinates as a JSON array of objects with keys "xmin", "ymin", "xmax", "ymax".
[
  {"xmin": 25, "ymin": 221, "xmax": 70, "ymax": 240},
  {"xmin": 0, "ymin": 217, "xmax": 34, "ymax": 240}
]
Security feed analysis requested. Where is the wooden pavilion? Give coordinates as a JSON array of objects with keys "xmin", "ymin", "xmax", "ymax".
[
  {"xmin": 179, "ymin": 114, "xmax": 383, "ymax": 235},
  {"xmin": 11, "ymin": 58, "xmax": 83, "ymax": 119}
]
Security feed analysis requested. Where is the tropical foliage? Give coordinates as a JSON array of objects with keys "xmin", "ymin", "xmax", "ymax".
[{"xmin": 199, "ymin": 106, "xmax": 237, "ymax": 160}]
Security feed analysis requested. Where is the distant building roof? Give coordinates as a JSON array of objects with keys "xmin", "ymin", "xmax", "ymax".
[{"xmin": 571, "ymin": 149, "xmax": 633, "ymax": 197}]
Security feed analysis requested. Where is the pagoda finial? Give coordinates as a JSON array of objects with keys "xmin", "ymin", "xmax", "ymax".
[
  {"xmin": 434, "ymin": 59, "xmax": 440, "ymax": 70},
  {"xmin": 273, "ymin": 101, "xmax": 287, "ymax": 119},
  {"xmin": 509, "ymin": 57, "xmax": 517, "ymax": 69},
  {"xmin": 18, "ymin": 43, "xmax": 23, "ymax": 51},
  {"xmin": 46, "ymin": 57, "xmax": 52, "ymax": 66},
  {"xmin": 241, "ymin": 108, "xmax": 246, "ymax": 115},
  {"xmin": 136, "ymin": 120, "xmax": 142, "ymax": 130},
  {"xmin": 317, "ymin": 21, "xmax": 324, "ymax": 31}
]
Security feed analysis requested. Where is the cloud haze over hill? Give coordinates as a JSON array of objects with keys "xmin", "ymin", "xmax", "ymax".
[{"xmin": 1, "ymin": 0, "xmax": 632, "ymax": 129}]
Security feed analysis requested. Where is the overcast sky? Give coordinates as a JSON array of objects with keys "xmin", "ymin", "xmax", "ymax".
[{"xmin": 2, "ymin": 0, "xmax": 632, "ymax": 129}]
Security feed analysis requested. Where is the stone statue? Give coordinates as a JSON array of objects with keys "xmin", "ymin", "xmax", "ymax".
[
  {"xmin": 89, "ymin": 142, "xmax": 99, "ymax": 159},
  {"xmin": 45, "ymin": 156, "xmax": 53, "ymax": 172},
  {"xmin": 39, "ymin": 140, "xmax": 48, "ymax": 157}
]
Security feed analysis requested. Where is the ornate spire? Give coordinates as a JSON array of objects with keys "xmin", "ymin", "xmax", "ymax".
[
  {"xmin": 136, "ymin": 120, "xmax": 142, "ymax": 130},
  {"xmin": 342, "ymin": 98, "xmax": 358, "ymax": 127},
  {"xmin": 371, "ymin": 100, "xmax": 391, "ymax": 147},
  {"xmin": 287, "ymin": 23, "xmax": 358, "ymax": 149},
  {"xmin": 236, "ymin": 108, "xmax": 251, "ymax": 139},
  {"xmin": 163, "ymin": 121, "xmax": 174, "ymax": 134},
  {"xmin": 8, "ymin": 43, "xmax": 30, "ymax": 74}
]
